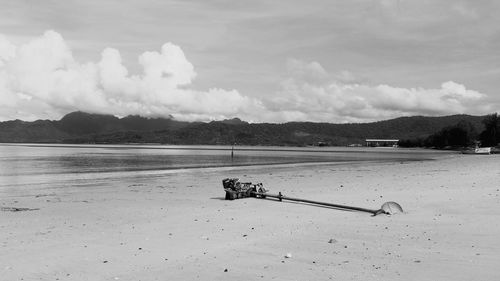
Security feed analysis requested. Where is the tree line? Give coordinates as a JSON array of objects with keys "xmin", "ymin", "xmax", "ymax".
[{"xmin": 399, "ymin": 113, "xmax": 499, "ymax": 148}]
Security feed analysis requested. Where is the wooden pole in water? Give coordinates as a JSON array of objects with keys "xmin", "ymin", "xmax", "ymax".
[{"xmin": 231, "ymin": 144, "xmax": 234, "ymax": 160}]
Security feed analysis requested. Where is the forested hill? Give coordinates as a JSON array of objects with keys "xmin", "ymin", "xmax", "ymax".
[{"xmin": 0, "ymin": 111, "xmax": 485, "ymax": 146}]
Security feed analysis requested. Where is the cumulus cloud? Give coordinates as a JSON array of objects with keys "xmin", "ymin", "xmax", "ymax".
[
  {"xmin": 0, "ymin": 30, "xmax": 258, "ymax": 121},
  {"xmin": 0, "ymin": 31, "xmax": 495, "ymax": 123},
  {"xmin": 263, "ymin": 59, "xmax": 495, "ymax": 123}
]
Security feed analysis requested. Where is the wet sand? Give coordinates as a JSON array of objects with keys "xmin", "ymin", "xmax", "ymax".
[{"xmin": 1, "ymin": 154, "xmax": 499, "ymax": 280}]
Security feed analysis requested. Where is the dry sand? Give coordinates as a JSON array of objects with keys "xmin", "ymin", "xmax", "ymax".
[{"xmin": 1, "ymin": 154, "xmax": 500, "ymax": 280}]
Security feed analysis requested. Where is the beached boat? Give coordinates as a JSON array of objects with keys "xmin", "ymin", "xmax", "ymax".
[{"xmin": 462, "ymin": 147, "xmax": 491, "ymax": 155}]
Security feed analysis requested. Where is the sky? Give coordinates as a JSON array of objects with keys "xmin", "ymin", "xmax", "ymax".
[{"xmin": 0, "ymin": 0, "xmax": 499, "ymax": 123}]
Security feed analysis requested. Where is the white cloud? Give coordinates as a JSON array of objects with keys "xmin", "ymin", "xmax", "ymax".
[
  {"xmin": 263, "ymin": 59, "xmax": 496, "ymax": 123},
  {"xmin": 0, "ymin": 30, "xmax": 257, "ymax": 121},
  {"xmin": 0, "ymin": 31, "xmax": 496, "ymax": 123},
  {"xmin": 0, "ymin": 35, "xmax": 16, "ymax": 66}
]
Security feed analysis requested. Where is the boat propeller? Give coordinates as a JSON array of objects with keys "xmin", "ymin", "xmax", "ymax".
[{"xmin": 222, "ymin": 178, "xmax": 403, "ymax": 216}]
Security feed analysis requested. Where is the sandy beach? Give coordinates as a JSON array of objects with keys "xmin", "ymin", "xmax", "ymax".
[{"xmin": 1, "ymin": 153, "xmax": 499, "ymax": 281}]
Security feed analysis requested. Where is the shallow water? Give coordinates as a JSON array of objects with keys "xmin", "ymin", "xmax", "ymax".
[{"xmin": 0, "ymin": 143, "xmax": 452, "ymax": 192}]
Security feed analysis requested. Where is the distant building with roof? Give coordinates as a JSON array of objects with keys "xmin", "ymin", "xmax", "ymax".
[{"xmin": 365, "ymin": 139, "xmax": 399, "ymax": 147}]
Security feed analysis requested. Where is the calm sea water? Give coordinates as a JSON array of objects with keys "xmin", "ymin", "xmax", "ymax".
[{"xmin": 0, "ymin": 144, "xmax": 452, "ymax": 192}]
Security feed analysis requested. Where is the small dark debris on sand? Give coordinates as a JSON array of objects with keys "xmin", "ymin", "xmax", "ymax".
[{"xmin": 1, "ymin": 207, "xmax": 39, "ymax": 212}]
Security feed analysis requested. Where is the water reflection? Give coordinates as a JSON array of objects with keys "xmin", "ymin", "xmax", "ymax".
[{"xmin": 0, "ymin": 144, "xmax": 451, "ymax": 190}]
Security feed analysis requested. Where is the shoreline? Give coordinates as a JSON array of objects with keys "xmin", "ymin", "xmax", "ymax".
[
  {"xmin": 1, "ymin": 142, "xmax": 456, "ymax": 153},
  {"xmin": 1, "ymin": 154, "xmax": 499, "ymax": 280}
]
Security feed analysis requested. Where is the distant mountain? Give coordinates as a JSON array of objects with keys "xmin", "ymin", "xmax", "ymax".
[
  {"xmin": 0, "ymin": 119, "xmax": 69, "ymax": 143},
  {"xmin": 0, "ymin": 111, "xmax": 486, "ymax": 146},
  {"xmin": 56, "ymin": 111, "xmax": 190, "ymax": 135},
  {"xmin": 0, "ymin": 111, "xmax": 191, "ymax": 143},
  {"xmin": 57, "ymin": 111, "xmax": 121, "ymax": 135},
  {"xmin": 216, "ymin": 118, "xmax": 248, "ymax": 125}
]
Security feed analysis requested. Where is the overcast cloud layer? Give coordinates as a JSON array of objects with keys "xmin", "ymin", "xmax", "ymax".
[
  {"xmin": 1, "ymin": 1, "xmax": 500, "ymax": 123},
  {"xmin": 0, "ymin": 30, "xmax": 497, "ymax": 123}
]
